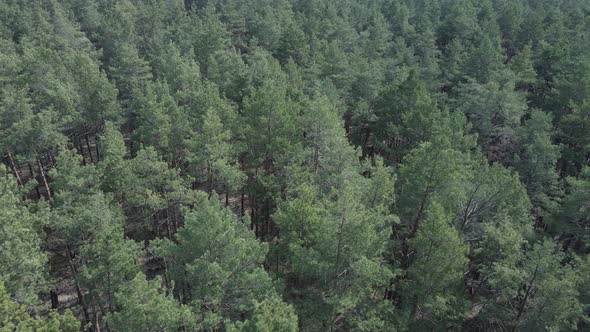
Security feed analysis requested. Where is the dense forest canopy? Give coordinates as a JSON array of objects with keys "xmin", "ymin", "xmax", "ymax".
[{"xmin": 0, "ymin": 0, "xmax": 589, "ymax": 331}]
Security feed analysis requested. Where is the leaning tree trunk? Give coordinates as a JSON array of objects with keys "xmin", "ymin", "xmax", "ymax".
[
  {"xmin": 7, "ymin": 152, "xmax": 22, "ymax": 186},
  {"xmin": 37, "ymin": 159, "xmax": 52, "ymax": 201}
]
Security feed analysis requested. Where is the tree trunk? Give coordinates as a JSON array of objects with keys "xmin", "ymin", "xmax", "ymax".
[
  {"xmin": 7, "ymin": 152, "xmax": 22, "ymax": 186},
  {"xmin": 153, "ymin": 210, "xmax": 160, "ymax": 237},
  {"xmin": 207, "ymin": 162, "xmax": 212, "ymax": 198},
  {"xmin": 85, "ymin": 135, "xmax": 94, "ymax": 163},
  {"xmin": 333, "ymin": 207, "xmax": 348, "ymax": 286},
  {"xmin": 400, "ymin": 189, "xmax": 431, "ymax": 270},
  {"xmin": 79, "ymin": 139, "xmax": 87, "ymax": 165},
  {"xmin": 240, "ymin": 191, "xmax": 245, "ymax": 219},
  {"xmin": 461, "ymin": 184, "xmax": 481, "ymax": 230},
  {"xmin": 91, "ymin": 297, "xmax": 101, "ymax": 332},
  {"xmin": 409, "ymin": 189, "xmax": 430, "ymax": 238},
  {"xmin": 66, "ymin": 245, "xmax": 90, "ymax": 324},
  {"xmin": 95, "ymin": 140, "xmax": 100, "ymax": 162},
  {"xmin": 174, "ymin": 208, "xmax": 179, "ymax": 233},
  {"xmin": 50, "ymin": 289, "xmax": 59, "ymax": 309},
  {"xmin": 28, "ymin": 163, "xmax": 41, "ymax": 199},
  {"xmin": 37, "ymin": 159, "xmax": 52, "ymax": 201},
  {"xmin": 512, "ymin": 265, "xmax": 539, "ymax": 331},
  {"xmin": 165, "ymin": 208, "xmax": 171, "ymax": 237}
]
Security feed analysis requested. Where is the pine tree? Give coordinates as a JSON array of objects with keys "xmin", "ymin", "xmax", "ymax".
[
  {"xmin": 395, "ymin": 142, "xmax": 469, "ymax": 228},
  {"xmin": 132, "ymin": 81, "xmax": 175, "ymax": 157},
  {"xmin": 186, "ymin": 107, "xmax": 244, "ymax": 196},
  {"xmin": 515, "ymin": 110, "xmax": 561, "ymax": 219},
  {"xmin": 371, "ymin": 69, "xmax": 441, "ymax": 162},
  {"xmin": 299, "ymin": 95, "xmax": 358, "ymax": 186},
  {"xmin": 2, "ymin": 1, "xmax": 590, "ymax": 330},
  {"xmin": 106, "ymin": 273, "xmax": 195, "ymax": 332},
  {"xmin": 0, "ymin": 283, "xmax": 79, "ymax": 332},
  {"xmin": 454, "ymin": 78, "xmax": 526, "ymax": 163},
  {"xmin": 0, "ymin": 167, "xmax": 48, "ymax": 308},
  {"xmin": 559, "ymin": 101, "xmax": 590, "ymax": 176},
  {"xmin": 97, "ymin": 122, "xmax": 132, "ymax": 197},
  {"xmin": 488, "ymin": 240, "xmax": 584, "ymax": 331},
  {"xmin": 463, "ymin": 160, "xmax": 533, "ymax": 304},
  {"xmin": 78, "ymin": 218, "xmax": 141, "ymax": 314},
  {"xmin": 207, "ymin": 49, "xmax": 251, "ymax": 104},
  {"xmin": 242, "ymin": 66, "xmax": 299, "ymax": 171},
  {"xmin": 495, "ymin": 0, "xmax": 526, "ymax": 54},
  {"xmin": 153, "ymin": 192, "xmax": 279, "ymax": 328},
  {"xmin": 274, "ymin": 165, "xmax": 394, "ymax": 330},
  {"xmin": 124, "ymin": 147, "xmax": 195, "ymax": 237},
  {"xmin": 554, "ymin": 167, "xmax": 590, "ymax": 250},
  {"xmin": 190, "ymin": 5, "xmax": 231, "ymax": 67},
  {"xmin": 0, "ymin": 86, "xmax": 66, "ymax": 160},
  {"xmin": 510, "ymin": 43, "xmax": 538, "ymax": 90},
  {"xmin": 228, "ymin": 295, "xmax": 298, "ymax": 332},
  {"xmin": 404, "ymin": 203, "xmax": 468, "ymax": 328},
  {"xmin": 66, "ymin": 51, "xmax": 122, "ymax": 126},
  {"xmin": 462, "ymin": 34, "xmax": 505, "ymax": 84},
  {"xmin": 108, "ymin": 42, "xmax": 152, "ymax": 108},
  {"xmin": 437, "ymin": 0, "xmax": 480, "ymax": 48}
]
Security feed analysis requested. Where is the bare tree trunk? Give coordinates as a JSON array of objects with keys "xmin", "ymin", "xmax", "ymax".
[
  {"xmin": 50, "ymin": 289, "xmax": 59, "ymax": 309},
  {"xmin": 29, "ymin": 163, "xmax": 41, "ymax": 199},
  {"xmin": 37, "ymin": 159, "xmax": 52, "ymax": 201},
  {"xmin": 153, "ymin": 210, "xmax": 159, "ymax": 237},
  {"xmin": 79, "ymin": 139, "xmax": 87, "ymax": 165},
  {"xmin": 174, "ymin": 208, "xmax": 179, "ymax": 233},
  {"xmin": 48, "ymin": 151, "xmax": 54, "ymax": 164},
  {"xmin": 240, "ymin": 191, "xmax": 245, "ymax": 219},
  {"xmin": 265, "ymin": 203, "xmax": 271, "ymax": 239},
  {"xmin": 95, "ymin": 313, "xmax": 101, "ymax": 332},
  {"xmin": 91, "ymin": 297, "xmax": 101, "ymax": 332},
  {"xmin": 207, "ymin": 164, "xmax": 214, "ymax": 199},
  {"xmin": 85, "ymin": 135, "xmax": 94, "ymax": 163},
  {"xmin": 333, "ymin": 207, "xmax": 348, "ymax": 286},
  {"xmin": 95, "ymin": 140, "xmax": 100, "ymax": 162},
  {"xmin": 165, "ymin": 208, "xmax": 171, "ymax": 237},
  {"xmin": 512, "ymin": 265, "xmax": 539, "ymax": 332},
  {"xmin": 66, "ymin": 245, "xmax": 90, "ymax": 324},
  {"xmin": 7, "ymin": 152, "xmax": 22, "ymax": 186}
]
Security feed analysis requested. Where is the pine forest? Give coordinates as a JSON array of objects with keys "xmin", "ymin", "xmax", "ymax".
[{"xmin": 0, "ymin": 0, "xmax": 590, "ymax": 331}]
